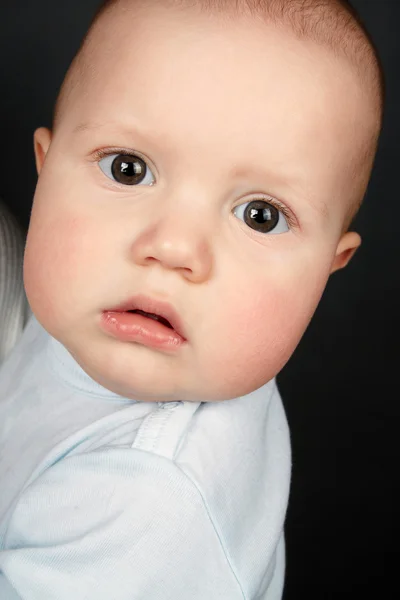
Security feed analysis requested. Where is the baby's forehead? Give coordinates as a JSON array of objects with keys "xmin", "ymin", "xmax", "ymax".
[
  {"xmin": 74, "ymin": 9, "xmax": 355, "ymax": 97},
  {"xmin": 59, "ymin": 1, "xmax": 377, "ymax": 119},
  {"xmin": 55, "ymin": 2, "xmax": 380, "ymax": 176}
]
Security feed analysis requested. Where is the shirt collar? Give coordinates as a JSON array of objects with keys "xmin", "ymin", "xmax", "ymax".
[{"xmin": 46, "ymin": 328, "xmax": 131, "ymax": 401}]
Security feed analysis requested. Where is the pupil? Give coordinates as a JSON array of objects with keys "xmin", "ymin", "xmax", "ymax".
[
  {"xmin": 244, "ymin": 200, "xmax": 279, "ymax": 233},
  {"xmin": 250, "ymin": 207, "xmax": 271, "ymax": 222},
  {"xmin": 112, "ymin": 154, "xmax": 146, "ymax": 185}
]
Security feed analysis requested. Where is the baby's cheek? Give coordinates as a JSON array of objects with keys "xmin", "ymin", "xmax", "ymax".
[
  {"xmin": 23, "ymin": 208, "xmax": 91, "ymax": 335},
  {"xmin": 232, "ymin": 294, "xmax": 293, "ymax": 383},
  {"xmin": 206, "ymin": 278, "xmax": 325, "ymax": 398}
]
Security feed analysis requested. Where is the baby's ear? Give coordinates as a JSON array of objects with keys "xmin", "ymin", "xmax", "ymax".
[
  {"xmin": 33, "ymin": 127, "xmax": 52, "ymax": 175},
  {"xmin": 330, "ymin": 231, "xmax": 362, "ymax": 274}
]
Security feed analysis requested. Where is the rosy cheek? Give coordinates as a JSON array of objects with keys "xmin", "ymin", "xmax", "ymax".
[
  {"xmin": 236, "ymin": 288, "xmax": 293, "ymax": 361},
  {"xmin": 24, "ymin": 226, "xmax": 59, "ymax": 329},
  {"xmin": 208, "ymin": 274, "xmax": 326, "ymax": 398},
  {"xmin": 23, "ymin": 210, "xmax": 91, "ymax": 332},
  {"xmin": 47, "ymin": 216, "xmax": 91, "ymax": 283}
]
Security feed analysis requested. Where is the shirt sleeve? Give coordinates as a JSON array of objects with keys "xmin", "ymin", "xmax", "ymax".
[{"xmin": 0, "ymin": 448, "xmax": 244, "ymax": 600}]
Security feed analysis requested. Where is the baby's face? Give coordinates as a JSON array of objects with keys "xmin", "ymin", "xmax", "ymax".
[{"xmin": 24, "ymin": 4, "xmax": 369, "ymax": 401}]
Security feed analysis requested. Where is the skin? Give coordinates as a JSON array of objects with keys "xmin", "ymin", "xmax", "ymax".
[{"xmin": 23, "ymin": 4, "xmax": 371, "ymax": 402}]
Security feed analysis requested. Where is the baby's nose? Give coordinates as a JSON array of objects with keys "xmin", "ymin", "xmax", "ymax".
[{"xmin": 131, "ymin": 213, "xmax": 213, "ymax": 283}]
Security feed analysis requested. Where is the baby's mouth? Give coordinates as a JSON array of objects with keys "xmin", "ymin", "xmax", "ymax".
[
  {"xmin": 104, "ymin": 293, "xmax": 187, "ymax": 341},
  {"xmin": 127, "ymin": 309, "xmax": 174, "ymax": 330}
]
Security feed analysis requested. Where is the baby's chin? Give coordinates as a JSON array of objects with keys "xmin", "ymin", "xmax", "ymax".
[
  {"xmin": 54, "ymin": 327, "xmax": 279, "ymax": 403},
  {"xmin": 90, "ymin": 352, "xmax": 281, "ymax": 403}
]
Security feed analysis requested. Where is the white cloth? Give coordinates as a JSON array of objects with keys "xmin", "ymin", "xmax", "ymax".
[
  {"xmin": 0, "ymin": 199, "xmax": 32, "ymax": 365},
  {"xmin": 0, "ymin": 313, "xmax": 291, "ymax": 599}
]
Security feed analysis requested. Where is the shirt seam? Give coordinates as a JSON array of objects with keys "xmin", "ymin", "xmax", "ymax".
[{"xmin": 172, "ymin": 459, "xmax": 248, "ymax": 599}]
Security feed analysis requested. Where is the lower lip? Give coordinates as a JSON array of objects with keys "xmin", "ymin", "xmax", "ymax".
[{"xmin": 100, "ymin": 311, "xmax": 186, "ymax": 351}]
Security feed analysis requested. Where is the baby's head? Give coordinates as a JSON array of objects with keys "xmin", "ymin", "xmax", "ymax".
[{"xmin": 23, "ymin": 0, "xmax": 383, "ymax": 402}]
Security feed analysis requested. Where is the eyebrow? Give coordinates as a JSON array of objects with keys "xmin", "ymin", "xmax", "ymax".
[
  {"xmin": 73, "ymin": 122, "xmax": 107, "ymax": 134},
  {"xmin": 73, "ymin": 120, "xmax": 330, "ymax": 223}
]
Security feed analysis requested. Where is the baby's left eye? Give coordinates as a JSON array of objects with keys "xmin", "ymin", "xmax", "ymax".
[
  {"xmin": 233, "ymin": 199, "xmax": 290, "ymax": 234},
  {"xmin": 98, "ymin": 153, "xmax": 155, "ymax": 186}
]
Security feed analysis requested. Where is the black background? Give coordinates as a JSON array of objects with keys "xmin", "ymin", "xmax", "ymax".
[{"xmin": 0, "ymin": 1, "xmax": 398, "ymax": 598}]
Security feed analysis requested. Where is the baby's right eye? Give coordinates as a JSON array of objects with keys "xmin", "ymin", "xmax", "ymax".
[{"xmin": 98, "ymin": 152, "xmax": 155, "ymax": 186}]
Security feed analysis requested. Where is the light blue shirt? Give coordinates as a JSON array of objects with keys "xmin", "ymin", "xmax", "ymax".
[{"xmin": 0, "ymin": 314, "xmax": 291, "ymax": 599}]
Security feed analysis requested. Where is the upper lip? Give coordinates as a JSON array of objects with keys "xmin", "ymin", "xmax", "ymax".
[{"xmin": 104, "ymin": 294, "xmax": 187, "ymax": 340}]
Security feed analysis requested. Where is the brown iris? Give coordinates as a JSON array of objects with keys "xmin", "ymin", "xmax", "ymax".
[
  {"xmin": 111, "ymin": 155, "xmax": 147, "ymax": 185},
  {"xmin": 244, "ymin": 200, "xmax": 279, "ymax": 233}
]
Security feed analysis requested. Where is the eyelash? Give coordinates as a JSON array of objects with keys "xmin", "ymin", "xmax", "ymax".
[{"xmin": 92, "ymin": 148, "xmax": 297, "ymax": 229}]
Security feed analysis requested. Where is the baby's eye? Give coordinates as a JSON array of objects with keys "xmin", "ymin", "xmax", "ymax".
[
  {"xmin": 98, "ymin": 153, "xmax": 155, "ymax": 186},
  {"xmin": 233, "ymin": 199, "xmax": 290, "ymax": 235}
]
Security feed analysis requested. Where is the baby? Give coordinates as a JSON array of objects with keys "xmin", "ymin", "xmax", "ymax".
[{"xmin": 0, "ymin": 0, "xmax": 383, "ymax": 598}]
